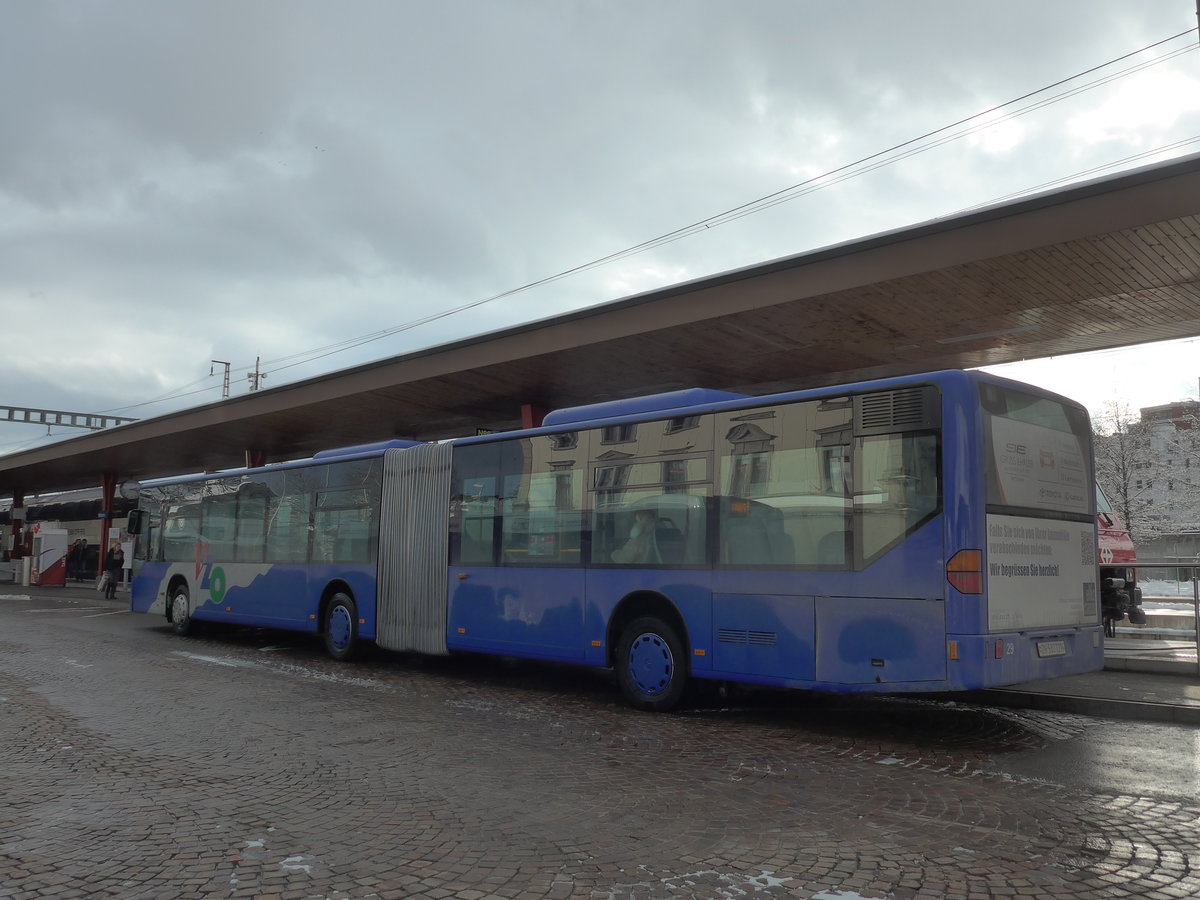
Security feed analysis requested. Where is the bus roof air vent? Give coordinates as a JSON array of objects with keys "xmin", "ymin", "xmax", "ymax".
[
  {"xmin": 854, "ymin": 386, "xmax": 939, "ymax": 435},
  {"xmin": 543, "ymin": 388, "xmax": 748, "ymax": 427}
]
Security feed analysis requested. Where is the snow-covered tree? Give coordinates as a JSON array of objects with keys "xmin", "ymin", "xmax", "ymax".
[
  {"xmin": 1093, "ymin": 401, "xmax": 1163, "ymax": 542},
  {"xmin": 1094, "ymin": 400, "xmax": 1200, "ymax": 541}
]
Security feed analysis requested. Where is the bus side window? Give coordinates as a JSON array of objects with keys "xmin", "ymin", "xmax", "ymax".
[
  {"xmin": 235, "ymin": 484, "xmax": 270, "ymax": 563},
  {"xmin": 201, "ymin": 490, "xmax": 238, "ymax": 560},
  {"xmin": 135, "ymin": 514, "xmax": 162, "ymax": 561},
  {"xmin": 499, "ymin": 434, "xmax": 583, "ymax": 564},
  {"xmin": 721, "ymin": 500, "xmax": 798, "ymax": 565},
  {"xmin": 162, "ymin": 502, "xmax": 200, "ymax": 562},
  {"xmin": 855, "ymin": 432, "xmax": 940, "ymax": 561},
  {"xmin": 266, "ymin": 493, "xmax": 310, "ymax": 564},
  {"xmin": 717, "ymin": 399, "xmax": 853, "ymax": 568},
  {"xmin": 312, "ymin": 489, "xmax": 375, "ymax": 564},
  {"xmin": 451, "ymin": 443, "xmax": 500, "ymax": 566}
]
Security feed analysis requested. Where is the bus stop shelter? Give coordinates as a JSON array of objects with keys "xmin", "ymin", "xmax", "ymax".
[{"xmin": 2, "ymin": 150, "xmax": 1199, "ymax": 541}]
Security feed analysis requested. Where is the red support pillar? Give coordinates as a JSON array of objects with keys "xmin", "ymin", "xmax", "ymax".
[
  {"xmin": 100, "ymin": 472, "xmax": 117, "ymax": 577},
  {"xmin": 246, "ymin": 449, "xmax": 265, "ymax": 469},
  {"xmin": 521, "ymin": 403, "xmax": 548, "ymax": 429},
  {"xmin": 8, "ymin": 489, "xmax": 23, "ymax": 559}
]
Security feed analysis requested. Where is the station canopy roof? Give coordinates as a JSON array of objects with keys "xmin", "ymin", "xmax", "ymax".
[{"xmin": 3, "ymin": 150, "xmax": 1200, "ymax": 497}]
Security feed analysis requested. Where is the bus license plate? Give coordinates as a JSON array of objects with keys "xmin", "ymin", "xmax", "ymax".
[{"xmin": 1036, "ymin": 640, "xmax": 1067, "ymax": 658}]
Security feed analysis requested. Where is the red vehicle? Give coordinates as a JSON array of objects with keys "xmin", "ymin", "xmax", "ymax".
[{"xmin": 1097, "ymin": 483, "xmax": 1145, "ymax": 636}]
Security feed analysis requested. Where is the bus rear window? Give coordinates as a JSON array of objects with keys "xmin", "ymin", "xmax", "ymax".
[{"xmin": 981, "ymin": 384, "xmax": 1091, "ymax": 516}]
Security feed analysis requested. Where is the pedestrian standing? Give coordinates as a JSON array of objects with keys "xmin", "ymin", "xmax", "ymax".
[
  {"xmin": 70, "ymin": 540, "xmax": 87, "ymax": 581},
  {"xmin": 103, "ymin": 541, "xmax": 124, "ymax": 599}
]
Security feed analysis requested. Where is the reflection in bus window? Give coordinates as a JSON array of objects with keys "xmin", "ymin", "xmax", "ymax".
[
  {"xmin": 502, "ymin": 468, "xmax": 583, "ymax": 565},
  {"xmin": 718, "ymin": 400, "xmax": 852, "ymax": 567},
  {"xmin": 312, "ymin": 488, "xmax": 376, "ymax": 564},
  {"xmin": 265, "ymin": 475, "xmax": 310, "ymax": 564},
  {"xmin": 162, "ymin": 502, "xmax": 200, "ymax": 562},
  {"xmin": 855, "ymin": 432, "xmax": 939, "ymax": 561},
  {"xmin": 457, "ymin": 475, "xmax": 497, "ymax": 565},
  {"xmin": 234, "ymin": 484, "xmax": 269, "ymax": 563}
]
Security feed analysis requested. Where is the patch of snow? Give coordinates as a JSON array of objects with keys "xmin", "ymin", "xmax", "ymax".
[
  {"xmin": 174, "ymin": 652, "xmax": 252, "ymax": 668},
  {"xmin": 594, "ymin": 868, "xmax": 794, "ymax": 898},
  {"xmin": 280, "ymin": 855, "xmax": 315, "ymax": 875}
]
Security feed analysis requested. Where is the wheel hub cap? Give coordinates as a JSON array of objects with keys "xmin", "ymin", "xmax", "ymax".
[
  {"xmin": 329, "ymin": 606, "xmax": 351, "ymax": 649},
  {"xmin": 628, "ymin": 632, "xmax": 673, "ymax": 696}
]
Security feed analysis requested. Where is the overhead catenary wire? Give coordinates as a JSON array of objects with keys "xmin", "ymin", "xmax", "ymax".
[{"xmin": 99, "ymin": 27, "xmax": 1200, "ymax": 417}]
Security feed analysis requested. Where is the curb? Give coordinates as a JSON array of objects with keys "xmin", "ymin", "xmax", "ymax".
[
  {"xmin": 973, "ymin": 687, "xmax": 1200, "ymax": 726},
  {"xmin": 1104, "ymin": 656, "xmax": 1200, "ymax": 677}
]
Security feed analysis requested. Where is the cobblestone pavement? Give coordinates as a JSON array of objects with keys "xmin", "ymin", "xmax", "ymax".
[{"xmin": 2, "ymin": 595, "xmax": 1200, "ymax": 899}]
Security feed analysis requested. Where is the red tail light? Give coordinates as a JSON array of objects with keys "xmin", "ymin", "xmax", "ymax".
[{"xmin": 947, "ymin": 549, "xmax": 983, "ymax": 594}]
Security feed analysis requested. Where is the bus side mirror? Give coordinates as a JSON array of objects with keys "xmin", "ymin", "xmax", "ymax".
[{"xmin": 127, "ymin": 509, "xmax": 146, "ymax": 535}]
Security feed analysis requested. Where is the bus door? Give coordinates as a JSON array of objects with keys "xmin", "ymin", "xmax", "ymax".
[
  {"xmin": 810, "ymin": 424, "xmax": 947, "ymax": 686},
  {"xmin": 446, "ymin": 440, "xmax": 587, "ymax": 661}
]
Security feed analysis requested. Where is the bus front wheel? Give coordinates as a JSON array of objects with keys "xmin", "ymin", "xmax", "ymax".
[
  {"xmin": 616, "ymin": 615, "xmax": 687, "ymax": 712},
  {"xmin": 324, "ymin": 593, "xmax": 359, "ymax": 661},
  {"xmin": 169, "ymin": 585, "xmax": 193, "ymax": 637}
]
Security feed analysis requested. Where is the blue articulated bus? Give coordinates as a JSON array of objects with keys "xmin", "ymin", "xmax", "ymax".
[{"xmin": 129, "ymin": 369, "xmax": 1102, "ymax": 710}]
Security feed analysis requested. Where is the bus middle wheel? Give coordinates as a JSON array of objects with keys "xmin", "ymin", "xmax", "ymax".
[
  {"xmin": 616, "ymin": 615, "xmax": 687, "ymax": 712},
  {"xmin": 324, "ymin": 593, "xmax": 359, "ymax": 661}
]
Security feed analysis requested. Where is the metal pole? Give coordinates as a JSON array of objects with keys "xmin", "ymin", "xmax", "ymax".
[
  {"xmin": 1194, "ymin": 569, "xmax": 1199, "ymax": 679},
  {"xmin": 210, "ymin": 360, "xmax": 231, "ymax": 399}
]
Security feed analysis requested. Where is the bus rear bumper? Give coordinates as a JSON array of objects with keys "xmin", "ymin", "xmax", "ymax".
[{"xmin": 951, "ymin": 626, "xmax": 1105, "ymax": 689}]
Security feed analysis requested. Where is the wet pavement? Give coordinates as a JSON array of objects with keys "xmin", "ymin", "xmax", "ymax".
[
  {"xmin": 7, "ymin": 581, "xmax": 1200, "ymax": 725},
  {"xmin": 4, "ymin": 582, "xmax": 1200, "ymax": 899},
  {"xmin": 976, "ymin": 639, "xmax": 1200, "ymax": 725}
]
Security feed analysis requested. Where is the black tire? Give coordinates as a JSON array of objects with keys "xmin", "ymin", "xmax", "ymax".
[
  {"xmin": 324, "ymin": 592, "xmax": 359, "ymax": 661},
  {"xmin": 615, "ymin": 615, "xmax": 688, "ymax": 712},
  {"xmin": 169, "ymin": 584, "xmax": 193, "ymax": 637}
]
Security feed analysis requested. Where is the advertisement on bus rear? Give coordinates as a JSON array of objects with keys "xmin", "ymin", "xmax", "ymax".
[
  {"xmin": 988, "ymin": 416, "xmax": 1089, "ymax": 515},
  {"xmin": 985, "ymin": 410, "xmax": 1096, "ymax": 631},
  {"xmin": 986, "ymin": 513, "xmax": 1097, "ymax": 630}
]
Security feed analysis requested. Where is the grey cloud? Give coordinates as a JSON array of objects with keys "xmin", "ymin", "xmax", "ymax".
[{"xmin": 0, "ymin": 0, "xmax": 1195, "ymax": 456}]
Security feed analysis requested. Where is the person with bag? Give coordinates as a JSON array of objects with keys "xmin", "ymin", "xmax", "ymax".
[{"xmin": 102, "ymin": 541, "xmax": 124, "ymax": 599}]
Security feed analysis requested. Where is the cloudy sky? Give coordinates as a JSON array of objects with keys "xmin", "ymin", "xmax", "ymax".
[{"xmin": 2, "ymin": 1, "xmax": 1199, "ymax": 458}]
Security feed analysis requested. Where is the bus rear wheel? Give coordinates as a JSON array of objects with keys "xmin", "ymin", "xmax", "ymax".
[
  {"xmin": 324, "ymin": 593, "xmax": 359, "ymax": 661},
  {"xmin": 616, "ymin": 615, "xmax": 687, "ymax": 712},
  {"xmin": 169, "ymin": 584, "xmax": 193, "ymax": 637}
]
